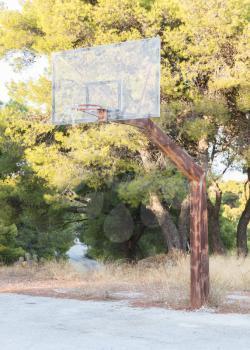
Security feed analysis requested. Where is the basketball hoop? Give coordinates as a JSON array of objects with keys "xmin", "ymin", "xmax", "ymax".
[
  {"xmin": 72, "ymin": 104, "xmax": 108, "ymax": 122},
  {"xmin": 51, "ymin": 37, "xmax": 209, "ymax": 309}
]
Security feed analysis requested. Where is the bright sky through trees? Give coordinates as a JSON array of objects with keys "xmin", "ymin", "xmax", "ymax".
[
  {"xmin": 0, "ymin": 1, "xmax": 47, "ymax": 102},
  {"xmin": 0, "ymin": 56, "xmax": 48, "ymax": 102},
  {"xmin": 1, "ymin": 0, "xmax": 21, "ymax": 10}
]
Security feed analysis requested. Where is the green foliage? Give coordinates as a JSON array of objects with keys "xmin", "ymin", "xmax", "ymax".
[
  {"xmin": 0, "ymin": 104, "xmax": 75, "ymax": 262},
  {"xmin": 0, "ymin": 222, "xmax": 24, "ymax": 264},
  {"xmin": 7, "ymin": 76, "xmax": 51, "ymax": 114},
  {"xmin": 138, "ymin": 227, "xmax": 165, "ymax": 256},
  {"xmin": 1, "ymin": 0, "xmax": 247, "ymax": 165},
  {"xmin": 80, "ymin": 189, "xmax": 164, "ymax": 261},
  {"xmin": 0, "ymin": 0, "xmax": 95, "ymax": 53},
  {"xmin": 220, "ymin": 181, "xmax": 250, "ymax": 250},
  {"xmin": 0, "ymin": 0, "xmax": 249, "ymax": 262},
  {"xmin": 220, "ymin": 217, "xmax": 236, "ymax": 251},
  {"xmin": 223, "ymin": 192, "xmax": 240, "ymax": 208},
  {"xmin": 118, "ymin": 169, "xmax": 187, "ymax": 207},
  {"xmin": 25, "ymin": 124, "xmax": 145, "ymax": 189},
  {"xmin": 79, "ymin": 190, "xmax": 134, "ymax": 260}
]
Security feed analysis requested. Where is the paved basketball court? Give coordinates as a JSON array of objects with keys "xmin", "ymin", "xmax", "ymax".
[{"xmin": 0, "ymin": 293, "xmax": 250, "ymax": 350}]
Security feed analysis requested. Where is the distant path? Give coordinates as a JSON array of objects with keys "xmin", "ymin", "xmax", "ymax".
[
  {"xmin": 67, "ymin": 240, "xmax": 99, "ymax": 272},
  {"xmin": 1, "ymin": 293, "xmax": 250, "ymax": 350}
]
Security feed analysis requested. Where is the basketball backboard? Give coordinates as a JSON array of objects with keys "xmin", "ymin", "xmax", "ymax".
[{"xmin": 52, "ymin": 37, "xmax": 160, "ymax": 125}]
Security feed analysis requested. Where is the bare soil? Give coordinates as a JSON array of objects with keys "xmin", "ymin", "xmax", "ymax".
[{"xmin": 1, "ymin": 255, "xmax": 250, "ymax": 313}]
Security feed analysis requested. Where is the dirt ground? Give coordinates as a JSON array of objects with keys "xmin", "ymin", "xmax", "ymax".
[
  {"xmin": 1, "ymin": 255, "xmax": 250, "ymax": 313},
  {"xmin": 1, "ymin": 278, "xmax": 250, "ymax": 314}
]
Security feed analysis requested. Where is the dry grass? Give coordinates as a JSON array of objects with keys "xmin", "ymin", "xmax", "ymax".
[
  {"xmin": 209, "ymin": 255, "xmax": 250, "ymax": 306},
  {"xmin": 0, "ymin": 261, "xmax": 83, "ymax": 292},
  {"xmin": 91, "ymin": 252, "xmax": 191, "ymax": 307},
  {"xmin": 1, "ymin": 254, "xmax": 250, "ymax": 310}
]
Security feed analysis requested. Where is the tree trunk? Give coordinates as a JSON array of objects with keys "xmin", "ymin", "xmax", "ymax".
[
  {"xmin": 149, "ymin": 193, "xmax": 182, "ymax": 251},
  {"xmin": 197, "ymin": 136, "xmax": 225, "ymax": 254},
  {"xmin": 237, "ymin": 198, "xmax": 250, "ymax": 256},
  {"xmin": 139, "ymin": 149, "xmax": 182, "ymax": 251},
  {"xmin": 207, "ymin": 184, "xmax": 225, "ymax": 254},
  {"xmin": 122, "ymin": 223, "xmax": 145, "ymax": 262},
  {"xmin": 178, "ymin": 195, "xmax": 190, "ymax": 251},
  {"xmin": 237, "ymin": 168, "xmax": 250, "ymax": 257},
  {"xmin": 197, "ymin": 137, "xmax": 209, "ymax": 173}
]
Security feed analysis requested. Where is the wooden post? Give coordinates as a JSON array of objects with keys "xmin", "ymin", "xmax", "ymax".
[
  {"xmin": 190, "ymin": 177, "xmax": 209, "ymax": 308},
  {"xmin": 120, "ymin": 118, "xmax": 209, "ymax": 308}
]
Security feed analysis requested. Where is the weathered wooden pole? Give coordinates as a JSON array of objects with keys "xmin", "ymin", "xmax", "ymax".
[
  {"xmin": 190, "ymin": 177, "xmax": 209, "ymax": 308},
  {"xmin": 121, "ymin": 118, "xmax": 209, "ymax": 308}
]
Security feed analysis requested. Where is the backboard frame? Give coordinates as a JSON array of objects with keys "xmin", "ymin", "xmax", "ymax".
[{"xmin": 52, "ymin": 37, "xmax": 161, "ymax": 125}]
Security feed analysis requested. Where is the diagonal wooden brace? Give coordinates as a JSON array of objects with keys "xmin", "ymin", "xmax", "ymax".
[{"xmin": 119, "ymin": 118, "xmax": 209, "ymax": 308}]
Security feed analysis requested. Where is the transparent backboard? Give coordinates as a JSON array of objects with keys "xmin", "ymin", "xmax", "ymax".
[{"xmin": 52, "ymin": 37, "xmax": 160, "ymax": 124}]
